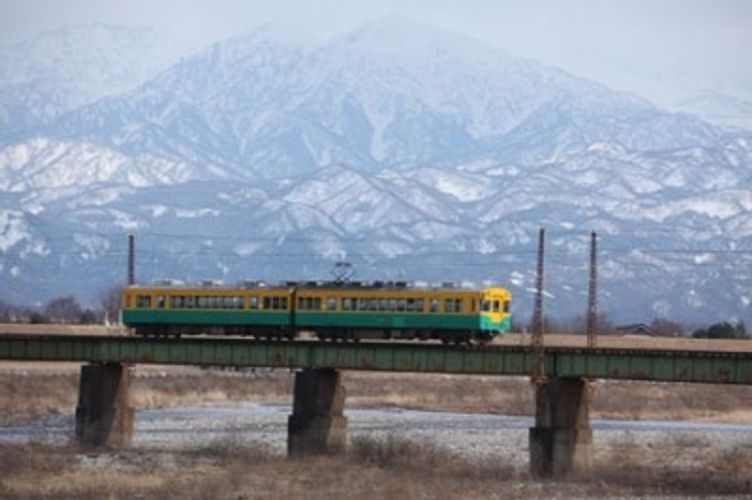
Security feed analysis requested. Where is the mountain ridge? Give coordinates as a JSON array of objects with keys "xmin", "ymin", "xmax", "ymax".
[{"xmin": 0, "ymin": 18, "xmax": 750, "ymax": 325}]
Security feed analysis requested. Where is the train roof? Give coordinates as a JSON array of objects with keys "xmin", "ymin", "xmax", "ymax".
[{"xmin": 127, "ymin": 280, "xmax": 508, "ymax": 293}]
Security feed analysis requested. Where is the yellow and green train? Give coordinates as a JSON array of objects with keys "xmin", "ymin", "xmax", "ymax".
[{"xmin": 122, "ymin": 282, "xmax": 511, "ymax": 343}]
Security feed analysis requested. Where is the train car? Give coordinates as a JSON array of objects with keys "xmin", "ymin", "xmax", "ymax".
[
  {"xmin": 294, "ymin": 283, "xmax": 510, "ymax": 343},
  {"xmin": 121, "ymin": 283, "xmax": 295, "ymax": 338},
  {"xmin": 121, "ymin": 281, "xmax": 511, "ymax": 342}
]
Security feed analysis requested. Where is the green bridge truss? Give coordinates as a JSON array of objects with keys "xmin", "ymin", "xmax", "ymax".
[{"xmin": 1, "ymin": 335, "xmax": 751, "ymax": 384}]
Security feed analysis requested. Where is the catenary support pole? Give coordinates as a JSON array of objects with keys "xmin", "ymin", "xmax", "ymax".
[
  {"xmin": 587, "ymin": 231, "xmax": 598, "ymax": 349},
  {"xmin": 127, "ymin": 234, "xmax": 135, "ymax": 286}
]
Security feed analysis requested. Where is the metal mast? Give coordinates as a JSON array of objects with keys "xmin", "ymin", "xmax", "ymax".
[
  {"xmin": 586, "ymin": 231, "xmax": 597, "ymax": 348},
  {"xmin": 127, "ymin": 234, "xmax": 135, "ymax": 286},
  {"xmin": 531, "ymin": 227, "xmax": 546, "ymax": 385}
]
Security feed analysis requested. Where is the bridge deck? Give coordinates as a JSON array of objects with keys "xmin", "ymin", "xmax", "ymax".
[{"xmin": 1, "ymin": 334, "xmax": 751, "ymax": 384}]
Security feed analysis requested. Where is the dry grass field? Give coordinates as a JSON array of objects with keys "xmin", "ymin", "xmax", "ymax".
[{"xmin": 1, "ymin": 435, "xmax": 751, "ymax": 499}]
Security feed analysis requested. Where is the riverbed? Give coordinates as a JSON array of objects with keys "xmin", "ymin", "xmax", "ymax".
[{"xmin": 2, "ymin": 403, "xmax": 751, "ymax": 469}]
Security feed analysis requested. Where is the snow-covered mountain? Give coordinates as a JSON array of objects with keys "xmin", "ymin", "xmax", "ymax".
[
  {"xmin": 0, "ymin": 23, "xmax": 183, "ymax": 144},
  {"xmin": 28, "ymin": 17, "xmax": 721, "ymax": 178},
  {"xmin": 0, "ymin": 17, "xmax": 750, "ymax": 326}
]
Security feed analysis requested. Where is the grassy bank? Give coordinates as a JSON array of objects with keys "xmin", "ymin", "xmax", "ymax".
[{"xmin": 1, "ymin": 436, "xmax": 751, "ymax": 499}]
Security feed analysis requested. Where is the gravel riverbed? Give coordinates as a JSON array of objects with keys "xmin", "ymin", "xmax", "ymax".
[{"xmin": 2, "ymin": 403, "xmax": 751, "ymax": 469}]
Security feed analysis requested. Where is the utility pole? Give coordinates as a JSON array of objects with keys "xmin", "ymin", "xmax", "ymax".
[
  {"xmin": 586, "ymin": 231, "xmax": 597, "ymax": 349},
  {"xmin": 127, "ymin": 234, "xmax": 135, "ymax": 286},
  {"xmin": 531, "ymin": 228, "xmax": 547, "ymax": 426},
  {"xmin": 531, "ymin": 227, "xmax": 546, "ymax": 384}
]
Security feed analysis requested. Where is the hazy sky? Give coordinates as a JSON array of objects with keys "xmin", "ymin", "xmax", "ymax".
[{"xmin": 2, "ymin": 0, "xmax": 751, "ymax": 101}]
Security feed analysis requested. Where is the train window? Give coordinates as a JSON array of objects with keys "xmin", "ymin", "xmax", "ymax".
[
  {"xmin": 445, "ymin": 299, "xmax": 461, "ymax": 314},
  {"xmin": 365, "ymin": 298, "xmax": 375, "ymax": 311},
  {"xmin": 429, "ymin": 299, "xmax": 439, "ymax": 313},
  {"xmin": 406, "ymin": 299, "xmax": 415, "ymax": 312},
  {"xmin": 281, "ymin": 298, "xmax": 288, "ymax": 310},
  {"xmin": 300, "ymin": 297, "xmax": 319, "ymax": 310},
  {"xmin": 356, "ymin": 298, "xmax": 366, "ymax": 311},
  {"xmin": 415, "ymin": 299, "xmax": 424, "ymax": 312},
  {"xmin": 170, "ymin": 296, "xmax": 181, "ymax": 309},
  {"xmin": 396, "ymin": 299, "xmax": 406, "ymax": 312},
  {"xmin": 341, "ymin": 298, "xmax": 352, "ymax": 311},
  {"xmin": 386, "ymin": 299, "xmax": 395, "ymax": 312},
  {"xmin": 156, "ymin": 296, "xmax": 166, "ymax": 309},
  {"xmin": 481, "ymin": 301, "xmax": 490, "ymax": 312},
  {"xmin": 326, "ymin": 297, "xmax": 336, "ymax": 311},
  {"xmin": 249, "ymin": 296, "xmax": 258, "ymax": 310},
  {"xmin": 263, "ymin": 297, "xmax": 271, "ymax": 310},
  {"xmin": 376, "ymin": 298, "xmax": 385, "ymax": 311},
  {"xmin": 185, "ymin": 296, "xmax": 195, "ymax": 309},
  {"xmin": 504, "ymin": 301, "xmax": 510, "ymax": 313},
  {"xmin": 493, "ymin": 300, "xmax": 500, "ymax": 313},
  {"xmin": 136, "ymin": 295, "xmax": 151, "ymax": 308},
  {"xmin": 272, "ymin": 297, "xmax": 281, "ymax": 310}
]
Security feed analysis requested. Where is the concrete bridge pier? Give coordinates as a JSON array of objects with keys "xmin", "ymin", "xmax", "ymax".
[
  {"xmin": 529, "ymin": 377, "xmax": 593, "ymax": 478},
  {"xmin": 288, "ymin": 368, "xmax": 347, "ymax": 455},
  {"xmin": 75, "ymin": 362, "xmax": 135, "ymax": 448}
]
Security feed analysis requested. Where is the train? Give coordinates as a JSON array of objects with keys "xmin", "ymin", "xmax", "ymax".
[{"xmin": 121, "ymin": 280, "xmax": 512, "ymax": 343}]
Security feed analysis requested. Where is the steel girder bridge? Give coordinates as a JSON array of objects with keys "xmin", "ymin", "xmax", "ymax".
[{"xmin": 1, "ymin": 334, "xmax": 751, "ymax": 384}]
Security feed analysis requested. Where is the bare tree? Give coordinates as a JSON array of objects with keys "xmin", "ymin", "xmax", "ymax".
[
  {"xmin": 0, "ymin": 300, "xmax": 33, "ymax": 323},
  {"xmin": 649, "ymin": 318, "xmax": 686, "ymax": 337},
  {"xmin": 547, "ymin": 314, "xmax": 618, "ymax": 335},
  {"xmin": 44, "ymin": 296, "xmax": 83, "ymax": 323},
  {"xmin": 99, "ymin": 285, "xmax": 124, "ymax": 325}
]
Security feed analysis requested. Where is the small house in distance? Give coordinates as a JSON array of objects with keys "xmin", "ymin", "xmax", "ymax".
[{"xmin": 615, "ymin": 323, "xmax": 659, "ymax": 337}]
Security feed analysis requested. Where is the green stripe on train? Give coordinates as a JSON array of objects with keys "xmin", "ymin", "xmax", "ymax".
[
  {"xmin": 122, "ymin": 309, "xmax": 511, "ymax": 333},
  {"xmin": 122, "ymin": 310, "xmax": 289, "ymax": 326},
  {"xmin": 296, "ymin": 312, "xmax": 508, "ymax": 332}
]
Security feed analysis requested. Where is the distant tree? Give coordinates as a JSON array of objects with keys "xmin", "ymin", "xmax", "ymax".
[
  {"xmin": 692, "ymin": 321, "xmax": 748, "ymax": 339},
  {"xmin": 0, "ymin": 299, "xmax": 34, "ymax": 323},
  {"xmin": 649, "ymin": 318, "xmax": 686, "ymax": 337},
  {"xmin": 99, "ymin": 285, "xmax": 124, "ymax": 324},
  {"xmin": 525, "ymin": 314, "xmax": 558, "ymax": 334},
  {"xmin": 29, "ymin": 311, "xmax": 49, "ymax": 324},
  {"xmin": 44, "ymin": 296, "xmax": 83, "ymax": 323},
  {"xmin": 78, "ymin": 309, "xmax": 99, "ymax": 325},
  {"xmin": 549, "ymin": 314, "xmax": 618, "ymax": 335}
]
